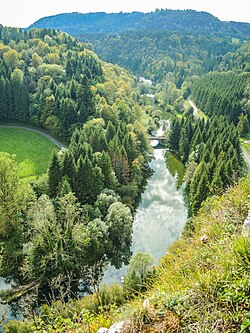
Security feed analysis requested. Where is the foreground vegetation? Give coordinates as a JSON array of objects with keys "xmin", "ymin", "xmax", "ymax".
[
  {"xmin": 0, "ymin": 128, "xmax": 56, "ymax": 177},
  {"xmin": 4, "ymin": 176, "xmax": 250, "ymax": 332}
]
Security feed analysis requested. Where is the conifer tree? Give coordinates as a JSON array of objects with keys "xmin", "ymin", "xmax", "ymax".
[
  {"xmin": 48, "ymin": 151, "xmax": 62, "ymax": 198},
  {"xmin": 77, "ymin": 76, "xmax": 96, "ymax": 124}
]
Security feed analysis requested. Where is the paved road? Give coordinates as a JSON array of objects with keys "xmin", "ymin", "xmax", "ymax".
[
  {"xmin": 0, "ymin": 124, "xmax": 66, "ymax": 149},
  {"xmin": 243, "ymin": 147, "xmax": 250, "ymax": 171}
]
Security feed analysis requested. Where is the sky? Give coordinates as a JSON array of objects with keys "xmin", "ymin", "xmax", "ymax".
[{"xmin": 0, "ymin": 0, "xmax": 249, "ymax": 28}]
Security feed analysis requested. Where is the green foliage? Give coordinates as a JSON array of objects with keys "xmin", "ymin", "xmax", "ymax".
[
  {"xmin": 167, "ymin": 115, "xmax": 246, "ymax": 216},
  {"xmin": 124, "ymin": 252, "xmax": 155, "ymax": 297},
  {"xmin": 8, "ymin": 177, "xmax": 250, "ymax": 333},
  {"xmin": 3, "ymin": 320, "xmax": 32, "ymax": 333},
  {"xmin": 192, "ymin": 71, "xmax": 250, "ymax": 123},
  {"xmin": 83, "ymin": 30, "xmax": 240, "ymax": 84},
  {"xmin": 0, "ymin": 153, "xmax": 33, "ymax": 282},
  {"xmin": 238, "ymin": 113, "xmax": 250, "ymax": 135},
  {"xmin": 0, "ymin": 27, "xmax": 102, "ymax": 139}
]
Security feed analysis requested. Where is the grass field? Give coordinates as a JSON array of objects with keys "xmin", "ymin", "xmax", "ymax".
[{"xmin": 0, "ymin": 128, "xmax": 56, "ymax": 178}]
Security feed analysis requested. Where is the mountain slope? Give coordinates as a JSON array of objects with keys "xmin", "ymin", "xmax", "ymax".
[{"xmin": 28, "ymin": 9, "xmax": 250, "ymax": 39}]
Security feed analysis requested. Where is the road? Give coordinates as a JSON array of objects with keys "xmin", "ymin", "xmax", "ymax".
[
  {"xmin": 243, "ymin": 147, "xmax": 250, "ymax": 171},
  {"xmin": 188, "ymin": 97, "xmax": 200, "ymax": 118},
  {"xmin": 0, "ymin": 124, "xmax": 66, "ymax": 149}
]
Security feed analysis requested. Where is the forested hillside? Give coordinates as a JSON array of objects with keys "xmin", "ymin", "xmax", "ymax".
[
  {"xmin": 165, "ymin": 40, "xmax": 250, "ymax": 216},
  {"xmin": 28, "ymin": 9, "xmax": 250, "ymax": 39},
  {"xmin": 0, "ymin": 26, "xmax": 155, "ymax": 140},
  {"xmin": 82, "ymin": 31, "xmax": 240, "ymax": 83},
  {"xmin": 0, "ymin": 26, "xmax": 154, "ymax": 310}
]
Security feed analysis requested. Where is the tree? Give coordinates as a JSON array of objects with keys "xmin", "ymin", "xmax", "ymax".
[
  {"xmin": 179, "ymin": 126, "xmax": 189, "ymax": 163},
  {"xmin": 106, "ymin": 202, "xmax": 133, "ymax": 268},
  {"xmin": 237, "ymin": 113, "xmax": 249, "ymax": 136},
  {"xmin": 77, "ymin": 76, "xmax": 96, "ymax": 123},
  {"xmin": 189, "ymin": 161, "xmax": 209, "ymax": 216},
  {"xmin": 124, "ymin": 252, "xmax": 154, "ymax": 296},
  {"xmin": 0, "ymin": 153, "xmax": 33, "ymax": 282},
  {"xmin": 24, "ymin": 193, "xmax": 83, "ymax": 293},
  {"xmin": 48, "ymin": 151, "xmax": 62, "ymax": 197}
]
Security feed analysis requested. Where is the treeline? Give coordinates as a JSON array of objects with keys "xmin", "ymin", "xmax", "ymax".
[
  {"xmin": 82, "ymin": 30, "xmax": 239, "ymax": 83},
  {"xmin": 192, "ymin": 71, "xmax": 250, "ymax": 123},
  {"xmin": 168, "ymin": 116, "xmax": 246, "ymax": 216}
]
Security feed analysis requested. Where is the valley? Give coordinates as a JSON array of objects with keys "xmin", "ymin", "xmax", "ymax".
[{"xmin": 0, "ymin": 7, "xmax": 249, "ymax": 333}]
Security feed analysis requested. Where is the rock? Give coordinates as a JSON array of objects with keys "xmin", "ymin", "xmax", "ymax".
[
  {"xmin": 97, "ymin": 329, "xmax": 109, "ymax": 333},
  {"xmin": 109, "ymin": 321, "xmax": 125, "ymax": 333},
  {"xmin": 143, "ymin": 298, "xmax": 150, "ymax": 309},
  {"xmin": 200, "ymin": 234, "xmax": 208, "ymax": 244},
  {"xmin": 242, "ymin": 210, "xmax": 250, "ymax": 237}
]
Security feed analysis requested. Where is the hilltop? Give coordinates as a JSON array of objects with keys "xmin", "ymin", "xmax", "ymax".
[{"xmin": 28, "ymin": 9, "xmax": 250, "ymax": 39}]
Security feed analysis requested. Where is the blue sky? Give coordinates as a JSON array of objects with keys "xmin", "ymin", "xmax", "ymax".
[{"xmin": 1, "ymin": 0, "xmax": 249, "ymax": 28}]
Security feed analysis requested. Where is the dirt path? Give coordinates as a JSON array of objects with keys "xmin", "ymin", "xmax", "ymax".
[
  {"xmin": 188, "ymin": 97, "xmax": 200, "ymax": 118},
  {"xmin": 0, "ymin": 124, "xmax": 67, "ymax": 149}
]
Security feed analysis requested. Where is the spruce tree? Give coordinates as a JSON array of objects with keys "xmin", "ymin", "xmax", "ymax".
[
  {"xmin": 77, "ymin": 76, "xmax": 96, "ymax": 124},
  {"xmin": 48, "ymin": 151, "xmax": 62, "ymax": 198}
]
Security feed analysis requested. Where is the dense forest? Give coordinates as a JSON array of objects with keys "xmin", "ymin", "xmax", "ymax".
[
  {"xmin": 192, "ymin": 70, "xmax": 250, "ymax": 122},
  {"xmin": 167, "ymin": 116, "xmax": 246, "ymax": 216},
  {"xmin": 29, "ymin": 9, "xmax": 250, "ymax": 39},
  {"xmin": 0, "ymin": 26, "xmax": 157, "ymax": 140},
  {"xmin": 80, "ymin": 31, "xmax": 241, "ymax": 83}
]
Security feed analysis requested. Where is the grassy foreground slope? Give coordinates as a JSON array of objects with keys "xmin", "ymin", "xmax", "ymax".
[
  {"xmin": 0, "ymin": 128, "xmax": 56, "ymax": 177},
  {"xmin": 5, "ymin": 177, "xmax": 250, "ymax": 332}
]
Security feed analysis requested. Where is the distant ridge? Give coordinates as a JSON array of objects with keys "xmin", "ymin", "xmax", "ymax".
[{"xmin": 28, "ymin": 9, "xmax": 250, "ymax": 39}]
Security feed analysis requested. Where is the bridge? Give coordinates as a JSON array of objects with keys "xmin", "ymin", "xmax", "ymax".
[{"xmin": 149, "ymin": 136, "xmax": 166, "ymax": 141}]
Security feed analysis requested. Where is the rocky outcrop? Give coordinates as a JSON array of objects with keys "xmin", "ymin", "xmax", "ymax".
[
  {"xmin": 97, "ymin": 321, "xmax": 125, "ymax": 333},
  {"xmin": 242, "ymin": 210, "xmax": 250, "ymax": 237}
]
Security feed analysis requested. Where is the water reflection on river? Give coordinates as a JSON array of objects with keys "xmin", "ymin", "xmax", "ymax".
[
  {"xmin": 104, "ymin": 148, "xmax": 187, "ymax": 283},
  {"xmin": 0, "ymin": 278, "xmax": 12, "ymax": 323}
]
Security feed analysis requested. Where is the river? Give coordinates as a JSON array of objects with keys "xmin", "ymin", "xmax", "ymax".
[
  {"xmin": 104, "ymin": 144, "xmax": 187, "ymax": 283},
  {"xmin": 0, "ymin": 279, "xmax": 13, "ymax": 324}
]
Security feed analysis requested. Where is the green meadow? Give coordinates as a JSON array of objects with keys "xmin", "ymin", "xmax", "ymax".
[{"xmin": 0, "ymin": 128, "xmax": 56, "ymax": 178}]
